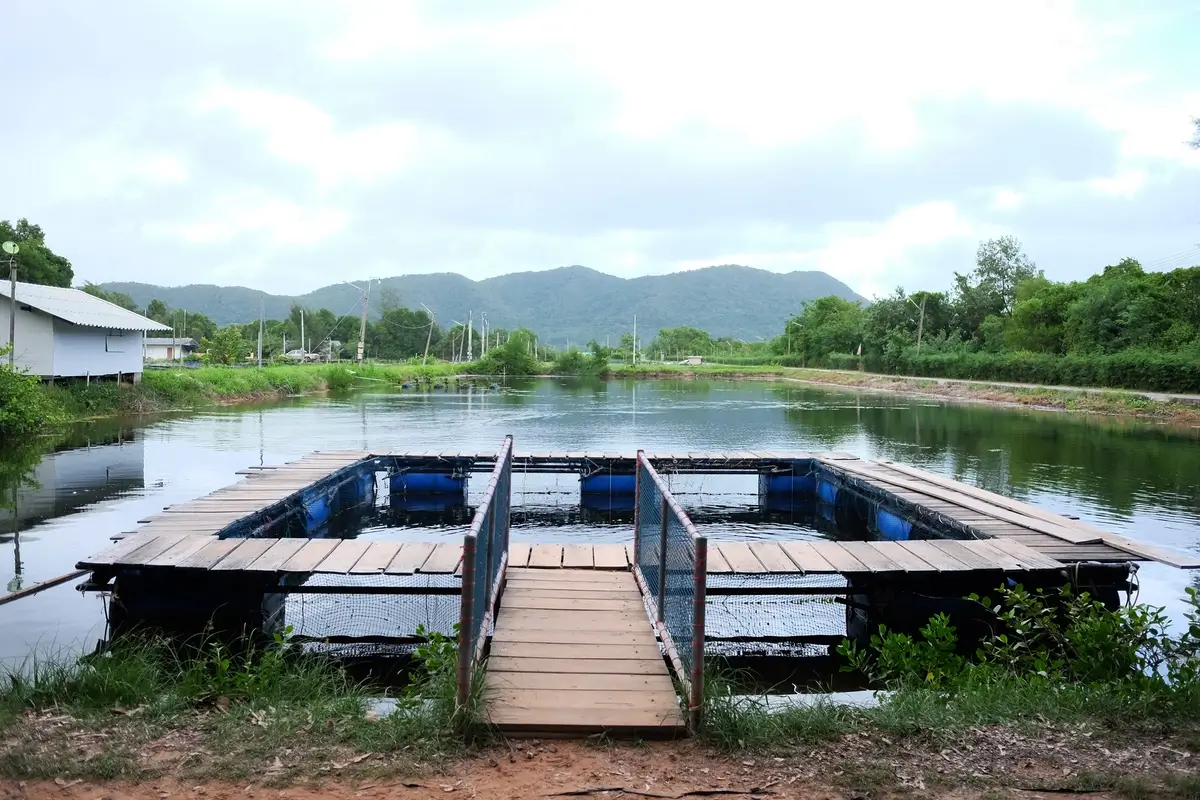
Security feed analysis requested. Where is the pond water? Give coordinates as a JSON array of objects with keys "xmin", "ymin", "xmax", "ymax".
[{"xmin": 2, "ymin": 378, "xmax": 1198, "ymax": 666}]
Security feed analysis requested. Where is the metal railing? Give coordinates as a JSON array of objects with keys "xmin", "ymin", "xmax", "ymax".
[
  {"xmin": 632, "ymin": 451, "xmax": 708, "ymax": 728},
  {"xmin": 456, "ymin": 435, "xmax": 513, "ymax": 710}
]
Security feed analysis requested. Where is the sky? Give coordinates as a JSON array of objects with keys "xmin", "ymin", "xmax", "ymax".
[{"xmin": 3, "ymin": 0, "xmax": 1199, "ymax": 299}]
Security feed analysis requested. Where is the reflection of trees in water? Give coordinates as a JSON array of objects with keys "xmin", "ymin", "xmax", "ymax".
[{"xmin": 775, "ymin": 385, "xmax": 1200, "ymax": 522}]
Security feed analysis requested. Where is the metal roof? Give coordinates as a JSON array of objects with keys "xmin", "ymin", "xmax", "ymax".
[{"xmin": 0, "ymin": 281, "xmax": 170, "ymax": 331}]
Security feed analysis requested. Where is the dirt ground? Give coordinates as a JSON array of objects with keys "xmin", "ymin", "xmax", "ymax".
[{"xmin": 4, "ymin": 725, "xmax": 1197, "ymax": 800}]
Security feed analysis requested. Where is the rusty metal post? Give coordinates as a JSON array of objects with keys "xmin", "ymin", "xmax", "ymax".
[
  {"xmin": 657, "ymin": 495, "xmax": 669, "ymax": 622},
  {"xmin": 456, "ymin": 533, "xmax": 477, "ymax": 710},
  {"xmin": 690, "ymin": 536, "xmax": 708, "ymax": 731}
]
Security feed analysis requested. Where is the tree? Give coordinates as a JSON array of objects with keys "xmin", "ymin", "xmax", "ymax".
[
  {"xmin": 371, "ymin": 307, "xmax": 439, "ymax": 360},
  {"xmin": 973, "ymin": 235, "xmax": 1042, "ymax": 315},
  {"xmin": 0, "ymin": 219, "xmax": 74, "ymax": 287},
  {"xmin": 145, "ymin": 299, "xmax": 169, "ymax": 323},
  {"xmin": 81, "ymin": 283, "xmax": 138, "ymax": 311},
  {"xmin": 649, "ymin": 326, "xmax": 713, "ymax": 360},
  {"xmin": 476, "ymin": 328, "xmax": 539, "ymax": 375},
  {"xmin": 781, "ymin": 296, "xmax": 865, "ymax": 362},
  {"xmin": 201, "ymin": 327, "xmax": 248, "ymax": 365}
]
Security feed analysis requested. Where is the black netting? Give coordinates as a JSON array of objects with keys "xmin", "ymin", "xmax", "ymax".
[{"xmin": 461, "ymin": 437, "xmax": 512, "ymax": 677}]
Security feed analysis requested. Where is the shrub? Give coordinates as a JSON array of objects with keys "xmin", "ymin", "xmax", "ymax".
[{"xmin": 0, "ymin": 346, "xmax": 66, "ymax": 440}]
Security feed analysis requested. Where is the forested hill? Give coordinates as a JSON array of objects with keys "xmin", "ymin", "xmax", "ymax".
[{"xmin": 101, "ymin": 265, "xmax": 862, "ymax": 343}]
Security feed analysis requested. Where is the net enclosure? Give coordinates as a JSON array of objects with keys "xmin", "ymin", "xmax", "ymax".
[{"xmin": 633, "ymin": 451, "xmax": 707, "ymax": 725}]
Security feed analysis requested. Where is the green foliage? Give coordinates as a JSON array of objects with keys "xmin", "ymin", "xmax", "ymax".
[
  {"xmin": 80, "ymin": 282, "xmax": 139, "ymax": 311},
  {"xmin": 838, "ymin": 584, "xmax": 1200, "ymax": 704},
  {"xmin": 474, "ymin": 328, "xmax": 541, "ymax": 375},
  {"xmin": 779, "ymin": 296, "xmax": 866, "ymax": 363},
  {"xmin": 0, "ymin": 218, "xmax": 73, "ymax": 287},
  {"xmin": 323, "ymin": 365, "xmax": 356, "ymax": 390},
  {"xmin": 0, "ymin": 346, "xmax": 66, "ymax": 440},
  {"xmin": 201, "ymin": 327, "xmax": 248, "ymax": 365}
]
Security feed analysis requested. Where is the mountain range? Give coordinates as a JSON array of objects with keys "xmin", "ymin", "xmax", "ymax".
[{"xmin": 101, "ymin": 265, "xmax": 863, "ymax": 344}]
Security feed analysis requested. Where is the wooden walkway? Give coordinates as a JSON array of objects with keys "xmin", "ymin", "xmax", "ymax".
[
  {"xmin": 125, "ymin": 451, "xmax": 370, "ymax": 538},
  {"xmin": 80, "ymin": 534, "xmax": 1062, "ymax": 576},
  {"xmin": 484, "ymin": 568, "xmax": 686, "ymax": 736},
  {"xmin": 823, "ymin": 459, "xmax": 1200, "ymax": 568}
]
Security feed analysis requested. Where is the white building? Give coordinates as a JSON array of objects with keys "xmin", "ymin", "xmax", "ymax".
[
  {"xmin": 0, "ymin": 281, "xmax": 169, "ymax": 381},
  {"xmin": 143, "ymin": 337, "xmax": 198, "ymax": 361}
]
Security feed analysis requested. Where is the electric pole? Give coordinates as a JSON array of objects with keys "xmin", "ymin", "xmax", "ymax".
[
  {"xmin": 356, "ymin": 281, "xmax": 370, "ymax": 366},
  {"xmin": 467, "ymin": 310, "xmax": 473, "ymax": 361},
  {"xmin": 7, "ymin": 267, "xmax": 16, "ymax": 370},
  {"xmin": 916, "ymin": 295, "xmax": 927, "ymax": 356},
  {"xmin": 300, "ymin": 309, "xmax": 305, "ymax": 354},
  {"xmin": 420, "ymin": 303, "xmax": 435, "ymax": 366},
  {"xmin": 632, "ymin": 314, "xmax": 637, "ymax": 366},
  {"xmin": 257, "ymin": 299, "xmax": 264, "ymax": 367}
]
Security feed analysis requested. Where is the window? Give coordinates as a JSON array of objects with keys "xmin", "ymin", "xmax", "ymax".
[{"xmin": 105, "ymin": 332, "xmax": 126, "ymax": 353}]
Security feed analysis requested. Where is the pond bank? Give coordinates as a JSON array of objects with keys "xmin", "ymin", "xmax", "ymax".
[{"xmin": 608, "ymin": 364, "xmax": 1200, "ymax": 427}]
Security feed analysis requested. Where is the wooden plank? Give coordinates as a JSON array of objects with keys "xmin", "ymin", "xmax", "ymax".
[
  {"xmin": 779, "ymin": 541, "xmax": 837, "ymax": 574},
  {"xmin": 502, "ymin": 596, "xmax": 644, "ymax": 612},
  {"xmin": 508, "ymin": 542, "xmax": 531, "ymax": 568},
  {"xmin": 562, "ymin": 544, "xmax": 594, "ymax": 569},
  {"xmin": 986, "ymin": 538, "xmax": 1065, "ymax": 570},
  {"xmin": 491, "ymin": 629, "xmax": 652, "ymax": 645},
  {"xmin": 176, "ymin": 538, "xmax": 244, "ymax": 570},
  {"xmin": 715, "ymin": 542, "xmax": 765, "ymax": 573},
  {"xmin": 419, "ymin": 543, "xmax": 462, "ymax": 574},
  {"xmin": 487, "ymin": 672, "xmax": 675, "ymax": 692},
  {"xmin": 313, "ymin": 539, "xmax": 374, "ymax": 573},
  {"xmin": 527, "ymin": 544, "xmax": 563, "ymax": 568},
  {"xmin": 78, "ymin": 533, "xmax": 160, "ymax": 567},
  {"xmin": 832, "ymin": 461, "xmax": 1097, "ymax": 545},
  {"xmin": 386, "ymin": 541, "xmax": 436, "ymax": 574},
  {"xmin": 930, "ymin": 540, "xmax": 997, "ymax": 571},
  {"xmin": 513, "ymin": 587, "xmax": 641, "ymax": 601},
  {"xmin": 810, "ymin": 542, "xmax": 867, "ymax": 573},
  {"xmin": 281, "ymin": 538, "xmax": 342, "ymax": 573},
  {"xmin": 837, "ymin": 541, "xmax": 902, "ymax": 572},
  {"xmin": 145, "ymin": 536, "xmax": 214, "ymax": 567},
  {"xmin": 349, "ymin": 541, "xmax": 403, "ymax": 574},
  {"xmin": 488, "ymin": 657, "xmax": 667, "ymax": 675},
  {"xmin": 115, "ymin": 535, "xmax": 189, "ymax": 565},
  {"xmin": 484, "ymin": 689, "xmax": 679, "ymax": 709},
  {"xmin": 747, "ymin": 541, "xmax": 800, "ymax": 572},
  {"xmin": 246, "ymin": 538, "xmax": 308, "ymax": 571},
  {"xmin": 592, "ymin": 544, "xmax": 629, "ymax": 569},
  {"xmin": 869, "ymin": 541, "xmax": 937, "ymax": 572},
  {"xmin": 704, "ymin": 545, "xmax": 732, "ymax": 573},
  {"xmin": 897, "ymin": 540, "xmax": 967, "ymax": 571},
  {"xmin": 211, "ymin": 538, "xmax": 280, "ymax": 571},
  {"xmin": 508, "ymin": 568, "xmax": 628, "ymax": 583},
  {"xmin": 497, "ymin": 612, "xmax": 648, "ymax": 632},
  {"xmin": 485, "ymin": 707, "xmax": 685, "ymax": 731},
  {"xmin": 490, "ymin": 641, "xmax": 663, "ymax": 660}
]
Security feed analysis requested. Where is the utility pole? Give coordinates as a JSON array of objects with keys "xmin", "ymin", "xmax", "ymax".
[
  {"xmin": 632, "ymin": 314, "xmax": 637, "ymax": 366},
  {"xmin": 467, "ymin": 310, "xmax": 474, "ymax": 361},
  {"xmin": 300, "ymin": 309, "xmax": 305, "ymax": 354},
  {"xmin": 420, "ymin": 303, "xmax": 435, "ymax": 366},
  {"xmin": 356, "ymin": 281, "xmax": 370, "ymax": 367},
  {"xmin": 481, "ymin": 312, "xmax": 488, "ymax": 357},
  {"xmin": 916, "ymin": 295, "xmax": 927, "ymax": 355},
  {"xmin": 257, "ymin": 299, "xmax": 264, "ymax": 367},
  {"xmin": 7, "ymin": 267, "xmax": 16, "ymax": 370}
]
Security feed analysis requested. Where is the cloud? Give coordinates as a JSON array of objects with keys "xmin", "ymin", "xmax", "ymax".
[{"xmin": 1, "ymin": 0, "xmax": 1198, "ymax": 298}]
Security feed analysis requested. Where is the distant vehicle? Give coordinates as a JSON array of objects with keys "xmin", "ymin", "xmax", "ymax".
[
  {"xmin": 680, "ymin": 356, "xmax": 703, "ymax": 366},
  {"xmin": 284, "ymin": 349, "xmax": 322, "ymax": 363}
]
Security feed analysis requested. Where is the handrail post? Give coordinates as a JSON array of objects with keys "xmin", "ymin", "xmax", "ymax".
[
  {"xmin": 634, "ymin": 451, "xmax": 643, "ymax": 565},
  {"xmin": 657, "ymin": 495, "xmax": 669, "ymax": 623},
  {"xmin": 456, "ymin": 533, "xmax": 477, "ymax": 711},
  {"xmin": 690, "ymin": 536, "xmax": 708, "ymax": 731}
]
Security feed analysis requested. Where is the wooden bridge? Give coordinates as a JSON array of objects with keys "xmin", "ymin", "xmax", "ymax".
[{"xmin": 77, "ymin": 446, "xmax": 1199, "ymax": 738}]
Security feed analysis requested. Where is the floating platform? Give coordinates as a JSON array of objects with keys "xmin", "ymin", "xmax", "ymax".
[{"xmin": 77, "ymin": 447, "xmax": 1198, "ymax": 739}]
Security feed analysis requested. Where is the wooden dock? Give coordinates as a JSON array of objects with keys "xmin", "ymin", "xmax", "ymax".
[
  {"xmin": 79, "ymin": 535, "xmax": 1064, "ymax": 576},
  {"xmin": 485, "ymin": 568, "xmax": 685, "ymax": 736}
]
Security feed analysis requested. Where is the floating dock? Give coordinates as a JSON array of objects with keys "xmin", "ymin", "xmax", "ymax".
[{"xmin": 78, "ymin": 445, "xmax": 1199, "ymax": 738}]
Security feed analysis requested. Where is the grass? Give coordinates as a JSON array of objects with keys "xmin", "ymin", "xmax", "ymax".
[{"xmin": 0, "ymin": 630, "xmax": 469, "ymax": 781}]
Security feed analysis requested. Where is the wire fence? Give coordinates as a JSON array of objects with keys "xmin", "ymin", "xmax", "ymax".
[
  {"xmin": 632, "ymin": 452, "xmax": 707, "ymax": 728},
  {"xmin": 456, "ymin": 435, "xmax": 513, "ymax": 709}
]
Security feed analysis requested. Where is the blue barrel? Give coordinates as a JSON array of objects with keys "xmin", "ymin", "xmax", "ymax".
[
  {"xmin": 580, "ymin": 493, "xmax": 636, "ymax": 512},
  {"xmin": 302, "ymin": 488, "xmax": 331, "ymax": 530},
  {"xmin": 390, "ymin": 473, "xmax": 466, "ymax": 493},
  {"xmin": 875, "ymin": 508, "xmax": 913, "ymax": 541},
  {"xmin": 816, "ymin": 479, "xmax": 840, "ymax": 505},
  {"xmin": 391, "ymin": 493, "xmax": 467, "ymax": 512},
  {"xmin": 580, "ymin": 473, "xmax": 637, "ymax": 494},
  {"xmin": 764, "ymin": 473, "xmax": 817, "ymax": 495}
]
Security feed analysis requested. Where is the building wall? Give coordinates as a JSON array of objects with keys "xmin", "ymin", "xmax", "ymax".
[
  {"xmin": 143, "ymin": 343, "xmax": 174, "ymax": 361},
  {"xmin": 0, "ymin": 303, "xmax": 55, "ymax": 377},
  {"xmin": 51, "ymin": 321, "xmax": 146, "ymax": 378}
]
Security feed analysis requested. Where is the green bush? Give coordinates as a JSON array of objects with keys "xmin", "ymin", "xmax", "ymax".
[{"xmin": 0, "ymin": 347, "xmax": 66, "ymax": 439}]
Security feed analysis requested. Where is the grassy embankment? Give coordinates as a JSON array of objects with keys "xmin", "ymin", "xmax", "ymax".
[
  {"xmin": 39, "ymin": 362, "xmax": 472, "ymax": 422},
  {"xmin": 606, "ymin": 362, "xmax": 1200, "ymax": 424},
  {"xmin": 2, "ymin": 585, "xmax": 1197, "ymax": 793}
]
